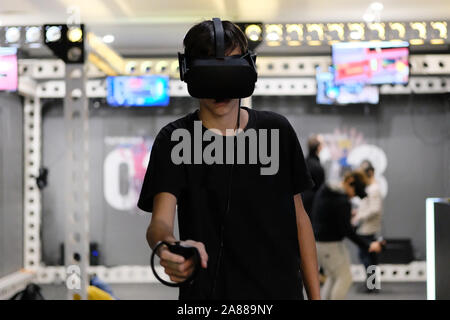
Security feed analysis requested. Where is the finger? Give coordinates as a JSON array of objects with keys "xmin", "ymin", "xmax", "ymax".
[
  {"xmin": 160, "ymin": 259, "xmax": 187, "ymax": 271},
  {"xmin": 177, "ymin": 259, "xmax": 194, "ymax": 272},
  {"xmin": 159, "ymin": 249, "xmax": 185, "ymax": 264},
  {"xmin": 184, "ymin": 240, "xmax": 209, "ymax": 268},
  {"xmin": 165, "ymin": 264, "xmax": 195, "ymax": 278},
  {"xmin": 164, "ymin": 267, "xmax": 188, "ymax": 279},
  {"xmin": 169, "ymin": 274, "xmax": 185, "ymax": 283}
]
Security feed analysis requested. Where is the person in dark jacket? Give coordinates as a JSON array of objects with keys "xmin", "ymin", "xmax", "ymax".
[
  {"xmin": 302, "ymin": 134, "xmax": 325, "ymax": 217},
  {"xmin": 312, "ymin": 170, "xmax": 382, "ymax": 300}
]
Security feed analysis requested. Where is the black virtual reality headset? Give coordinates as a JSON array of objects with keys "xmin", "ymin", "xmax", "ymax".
[
  {"xmin": 178, "ymin": 17, "xmax": 258, "ymax": 99},
  {"xmin": 350, "ymin": 179, "xmax": 368, "ymax": 199}
]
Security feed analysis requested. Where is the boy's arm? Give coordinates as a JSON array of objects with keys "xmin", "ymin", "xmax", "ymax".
[
  {"xmin": 147, "ymin": 192, "xmax": 208, "ymax": 283},
  {"xmin": 294, "ymin": 193, "xmax": 321, "ymax": 300},
  {"xmin": 146, "ymin": 192, "xmax": 177, "ymax": 250}
]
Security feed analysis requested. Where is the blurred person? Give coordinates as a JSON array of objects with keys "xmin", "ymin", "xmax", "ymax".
[
  {"xmin": 353, "ymin": 160, "xmax": 384, "ymax": 292},
  {"xmin": 312, "ymin": 170, "xmax": 383, "ymax": 300},
  {"xmin": 302, "ymin": 134, "xmax": 325, "ymax": 217},
  {"xmin": 138, "ymin": 19, "xmax": 320, "ymax": 300}
]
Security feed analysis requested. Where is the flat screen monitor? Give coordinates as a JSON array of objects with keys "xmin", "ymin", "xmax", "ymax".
[
  {"xmin": 332, "ymin": 41, "xmax": 409, "ymax": 85},
  {"xmin": 0, "ymin": 47, "xmax": 18, "ymax": 92},
  {"xmin": 316, "ymin": 66, "xmax": 379, "ymax": 105},
  {"xmin": 106, "ymin": 75, "xmax": 170, "ymax": 107}
]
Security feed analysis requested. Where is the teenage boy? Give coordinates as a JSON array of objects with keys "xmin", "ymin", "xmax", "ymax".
[{"xmin": 138, "ymin": 19, "xmax": 320, "ymax": 300}]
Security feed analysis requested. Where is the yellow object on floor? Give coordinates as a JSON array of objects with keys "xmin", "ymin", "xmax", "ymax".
[
  {"xmin": 88, "ymin": 285, "xmax": 115, "ymax": 300},
  {"xmin": 73, "ymin": 286, "xmax": 115, "ymax": 300}
]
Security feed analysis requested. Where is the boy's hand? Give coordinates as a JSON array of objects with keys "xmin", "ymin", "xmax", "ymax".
[
  {"xmin": 158, "ymin": 240, "xmax": 208, "ymax": 283},
  {"xmin": 368, "ymin": 241, "xmax": 382, "ymax": 253}
]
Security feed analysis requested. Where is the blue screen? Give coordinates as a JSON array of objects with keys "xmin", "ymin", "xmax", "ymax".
[
  {"xmin": 106, "ymin": 75, "xmax": 170, "ymax": 107},
  {"xmin": 316, "ymin": 66, "xmax": 379, "ymax": 105}
]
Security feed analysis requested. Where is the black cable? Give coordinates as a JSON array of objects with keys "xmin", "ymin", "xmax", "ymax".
[{"xmin": 210, "ymin": 98, "xmax": 241, "ymax": 299}]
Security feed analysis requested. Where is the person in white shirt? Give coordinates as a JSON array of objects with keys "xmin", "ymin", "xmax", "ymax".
[{"xmin": 353, "ymin": 160, "xmax": 383, "ymax": 292}]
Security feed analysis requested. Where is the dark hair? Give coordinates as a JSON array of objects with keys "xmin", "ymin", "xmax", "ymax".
[
  {"xmin": 344, "ymin": 170, "xmax": 368, "ymax": 186},
  {"xmin": 308, "ymin": 135, "xmax": 321, "ymax": 156},
  {"xmin": 360, "ymin": 159, "xmax": 375, "ymax": 177},
  {"xmin": 183, "ymin": 20, "xmax": 248, "ymax": 58}
]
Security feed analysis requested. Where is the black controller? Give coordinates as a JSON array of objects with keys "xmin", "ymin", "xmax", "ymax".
[{"xmin": 150, "ymin": 241, "xmax": 201, "ymax": 287}]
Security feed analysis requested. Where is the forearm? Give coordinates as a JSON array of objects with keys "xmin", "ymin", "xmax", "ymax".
[
  {"xmin": 146, "ymin": 220, "xmax": 176, "ymax": 251},
  {"xmin": 297, "ymin": 212, "xmax": 321, "ymax": 300}
]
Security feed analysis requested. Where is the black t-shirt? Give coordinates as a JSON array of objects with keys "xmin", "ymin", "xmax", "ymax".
[
  {"xmin": 302, "ymin": 154, "xmax": 325, "ymax": 216},
  {"xmin": 312, "ymin": 184, "xmax": 369, "ymax": 250},
  {"xmin": 138, "ymin": 107, "xmax": 314, "ymax": 300}
]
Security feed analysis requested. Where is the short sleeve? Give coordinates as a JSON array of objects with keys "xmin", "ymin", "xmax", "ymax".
[
  {"xmin": 137, "ymin": 129, "xmax": 186, "ymax": 212},
  {"xmin": 286, "ymin": 122, "xmax": 315, "ymax": 195}
]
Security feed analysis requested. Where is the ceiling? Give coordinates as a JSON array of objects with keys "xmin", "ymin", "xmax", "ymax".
[{"xmin": 1, "ymin": 0, "xmax": 449, "ymax": 55}]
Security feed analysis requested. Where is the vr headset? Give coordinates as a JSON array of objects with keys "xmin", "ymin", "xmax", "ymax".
[
  {"xmin": 178, "ymin": 18, "xmax": 258, "ymax": 99},
  {"xmin": 350, "ymin": 179, "xmax": 367, "ymax": 199}
]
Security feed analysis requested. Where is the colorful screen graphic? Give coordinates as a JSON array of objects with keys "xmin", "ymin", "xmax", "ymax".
[
  {"xmin": 332, "ymin": 41, "xmax": 409, "ymax": 85},
  {"xmin": 316, "ymin": 67, "xmax": 379, "ymax": 105},
  {"xmin": 106, "ymin": 75, "xmax": 170, "ymax": 107},
  {"xmin": 0, "ymin": 47, "xmax": 18, "ymax": 92}
]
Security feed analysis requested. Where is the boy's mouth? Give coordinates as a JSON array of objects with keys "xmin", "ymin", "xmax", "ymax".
[{"xmin": 214, "ymin": 98, "xmax": 231, "ymax": 104}]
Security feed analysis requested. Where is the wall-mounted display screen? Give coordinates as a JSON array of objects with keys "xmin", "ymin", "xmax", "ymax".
[
  {"xmin": 106, "ymin": 75, "xmax": 170, "ymax": 107},
  {"xmin": 0, "ymin": 47, "xmax": 18, "ymax": 92},
  {"xmin": 316, "ymin": 66, "xmax": 379, "ymax": 105},
  {"xmin": 332, "ymin": 41, "xmax": 409, "ymax": 85}
]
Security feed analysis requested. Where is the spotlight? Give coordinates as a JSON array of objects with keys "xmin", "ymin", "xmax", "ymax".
[
  {"xmin": 286, "ymin": 24, "xmax": 303, "ymax": 46},
  {"xmin": 102, "ymin": 34, "xmax": 115, "ymax": 44},
  {"xmin": 67, "ymin": 47, "xmax": 83, "ymax": 62},
  {"xmin": 245, "ymin": 24, "xmax": 262, "ymax": 42},
  {"xmin": 265, "ymin": 24, "xmax": 283, "ymax": 46},
  {"xmin": 44, "ymin": 24, "xmax": 85, "ymax": 64},
  {"xmin": 430, "ymin": 21, "xmax": 447, "ymax": 45},
  {"xmin": 5, "ymin": 27, "xmax": 21, "ymax": 43},
  {"xmin": 155, "ymin": 60, "xmax": 168, "ymax": 73},
  {"xmin": 141, "ymin": 61, "xmax": 152, "ymax": 74},
  {"xmin": 237, "ymin": 22, "xmax": 263, "ymax": 51},
  {"xmin": 126, "ymin": 61, "xmax": 137, "ymax": 73},
  {"xmin": 26, "ymin": 26, "xmax": 41, "ymax": 43},
  {"xmin": 67, "ymin": 27, "xmax": 83, "ymax": 43},
  {"xmin": 45, "ymin": 26, "xmax": 62, "ymax": 42},
  {"xmin": 389, "ymin": 22, "xmax": 406, "ymax": 41}
]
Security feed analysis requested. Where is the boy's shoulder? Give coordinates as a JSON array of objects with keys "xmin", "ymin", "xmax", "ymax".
[
  {"xmin": 157, "ymin": 111, "xmax": 197, "ymax": 139},
  {"xmin": 249, "ymin": 108, "xmax": 293, "ymax": 130}
]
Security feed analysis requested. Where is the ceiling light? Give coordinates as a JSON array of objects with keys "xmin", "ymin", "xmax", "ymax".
[
  {"xmin": 363, "ymin": 13, "xmax": 375, "ymax": 23},
  {"xmin": 102, "ymin": 34, "xmax": 115, "ymax": 44},
  {"xmin": 370, "ymin": 2, "xmax": 384, "ymax": 11}
]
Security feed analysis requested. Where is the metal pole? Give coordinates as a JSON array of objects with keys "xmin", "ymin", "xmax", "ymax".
[{"xmin": 64, "ymin": 63, "xmax": 90, "ymax": 300}]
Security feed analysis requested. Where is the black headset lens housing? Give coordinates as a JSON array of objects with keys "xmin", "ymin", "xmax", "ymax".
[{"xmin": 178, "ymin": 18, "xmax": 258, "ymax": 99}]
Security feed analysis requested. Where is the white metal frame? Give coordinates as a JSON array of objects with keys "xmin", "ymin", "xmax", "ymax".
[{"xmin": 4, "ymin": 54, "xmax": 448, "ymax": 298}]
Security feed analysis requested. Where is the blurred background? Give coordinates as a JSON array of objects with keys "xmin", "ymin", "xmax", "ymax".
[{"xmin": 0, "ymin": 0, "xmax": 449, "ymax": 300}]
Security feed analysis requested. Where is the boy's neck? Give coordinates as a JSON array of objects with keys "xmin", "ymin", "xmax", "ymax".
[{"xmin": 198, "ymin": 102, "xmax": 249, "ymax": 135}]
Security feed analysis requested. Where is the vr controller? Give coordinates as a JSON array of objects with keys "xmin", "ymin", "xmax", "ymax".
[{"xmin": 150, "ymin": 241, "xmax": 201, "ymax": 287}]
